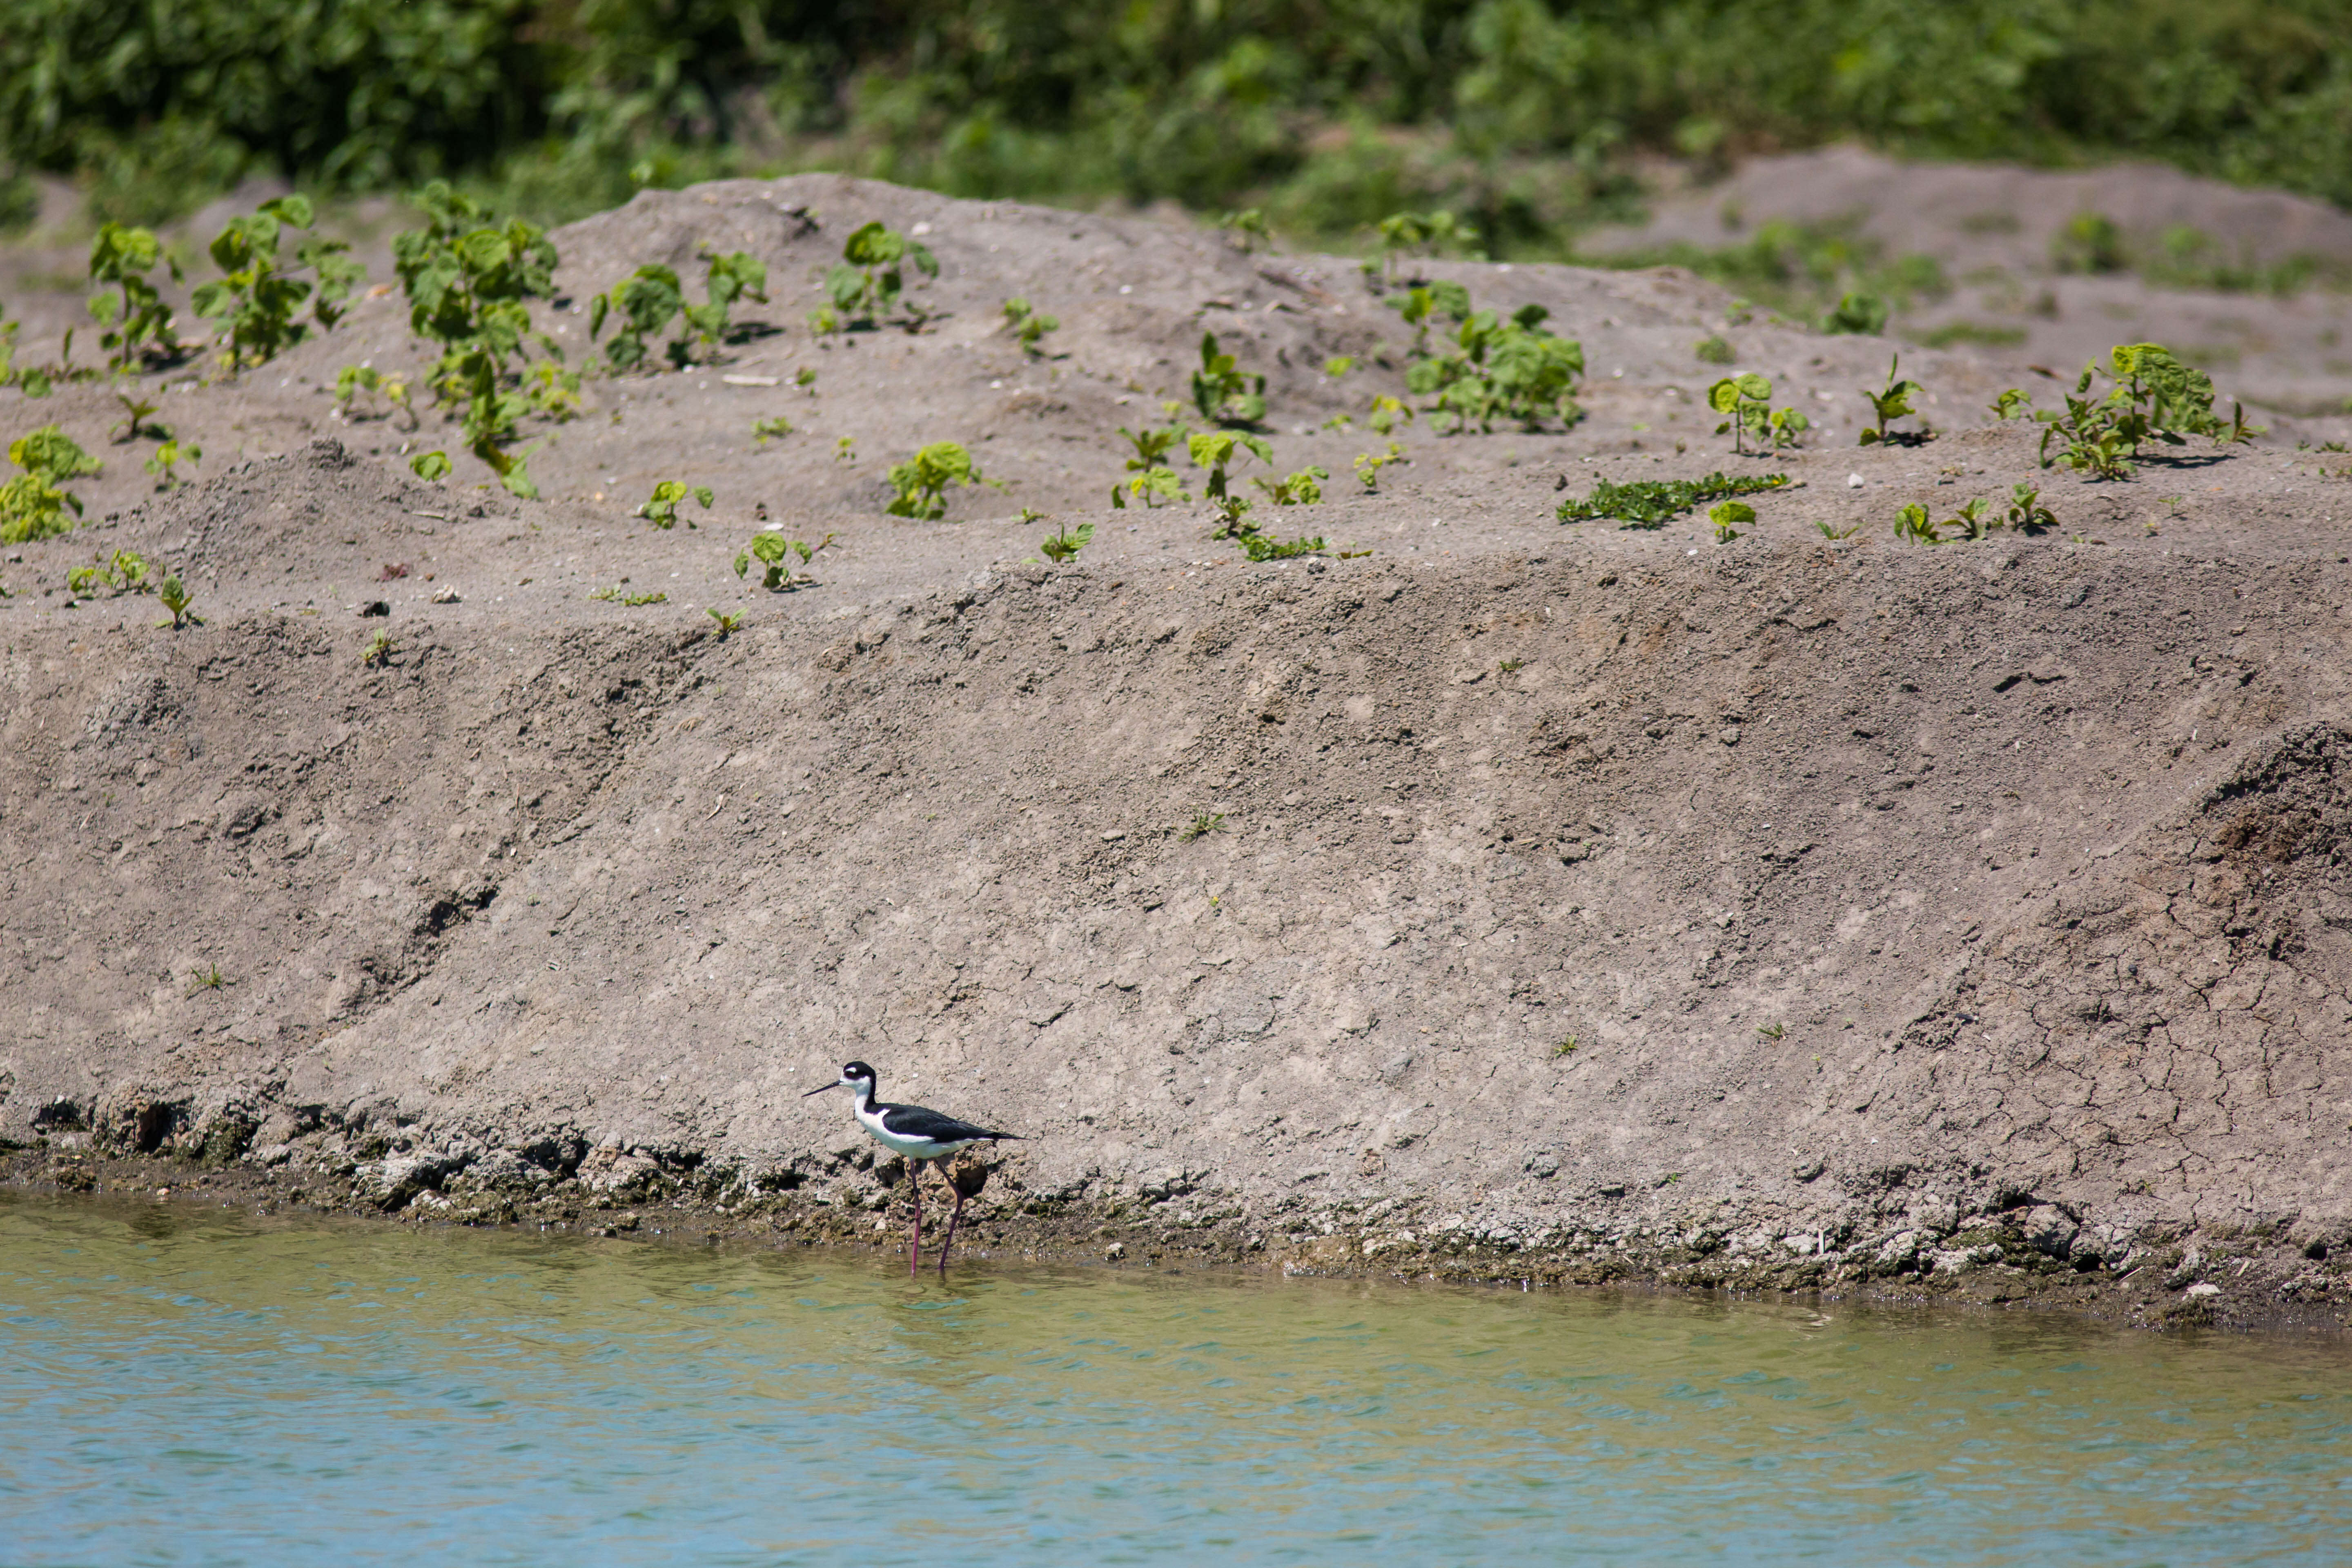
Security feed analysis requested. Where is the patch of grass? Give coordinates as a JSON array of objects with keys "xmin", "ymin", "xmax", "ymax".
[
  {"xmin": 1559, "ymin": 470, "xmax": 1791, "ymax": 530},
  {"xmin": 1917, "ymin": 321, "xmax": 2027, "ymax": 350},
  {"xmin": 589, "ymin": 584, "xmax": 667, "ymax": 606},
  {"xmin": 189, "ymin": 963, "xmax": 229, "ymax": 993},
  {"xmin": 753, "ymin": 415, "xmax": 793, "ymax": 445},
  {"xmin": 1179, "ymin": 811, "xmax": 1227, "ymax": 842},
  {"xmin": 1693, "ymin": 334, "xmax": 1735, "ymax": 365},
  {"xmin": 1756, "ymin": 1022, "xmax": 1785, "ymax": 1042},
  {"xmin": 1552, "ymin": 1035, "xmax": 1579, "ymax": 1056}
]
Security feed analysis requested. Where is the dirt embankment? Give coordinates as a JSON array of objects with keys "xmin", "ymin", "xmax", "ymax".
[{"xmin": 4, "ymin": 175, "xmax": 2350, "ymax": 1329}]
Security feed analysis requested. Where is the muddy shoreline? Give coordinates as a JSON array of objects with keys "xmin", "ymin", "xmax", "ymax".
[{"xmin": 9, "ymin": 1140, "xmax": 2345, "ymax": 1335}]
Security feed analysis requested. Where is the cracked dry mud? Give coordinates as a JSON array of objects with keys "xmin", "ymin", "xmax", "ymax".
[{"xmin": 4, "ymin": 174, "xmax": 2350, "ymax": 1330}]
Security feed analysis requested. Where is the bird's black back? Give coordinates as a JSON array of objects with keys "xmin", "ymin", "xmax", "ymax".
[{"xmin": 875, "ymin": 1100, "xmax": 1022, "ymax": 1144}]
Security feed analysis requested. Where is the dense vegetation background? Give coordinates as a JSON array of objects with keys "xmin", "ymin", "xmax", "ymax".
[{"xmin": 3, "ymin": 0, "xmax": 2350, "ymax": 245}]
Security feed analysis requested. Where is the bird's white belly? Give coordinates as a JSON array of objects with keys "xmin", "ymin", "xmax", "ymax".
[{"xmin": 856, "ymin": 1105, "xmax": 961, "ymax": 1161}]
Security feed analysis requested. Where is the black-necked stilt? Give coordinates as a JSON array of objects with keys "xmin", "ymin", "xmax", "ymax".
[{"xmin": 804, "ymin": 1061, "xmax": 1020, "ymax": 1276}]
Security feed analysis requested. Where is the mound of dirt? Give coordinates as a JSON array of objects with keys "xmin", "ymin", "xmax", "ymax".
[
  {"xmin": 1584, "ymin": 146, "xmax": 2352, "ymax": 421},
  {"xmin": 4, "ymin": 175, "xmax": 2349, "ymax": 1327}
]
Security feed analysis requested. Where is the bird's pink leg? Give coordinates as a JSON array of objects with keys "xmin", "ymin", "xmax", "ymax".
[
  {"xmin": 906, "ymin": 1160, "xmax": 924, "ymax": 1278},
  {"xmin": 938, "ymin": 1179, "xmax": 968, "ymax": 1274}
]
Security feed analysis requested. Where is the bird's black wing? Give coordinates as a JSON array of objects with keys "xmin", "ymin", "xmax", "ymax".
[{"xmin": 878, "ymin": 1104, "xmax": 1021, "ymax": 1143}]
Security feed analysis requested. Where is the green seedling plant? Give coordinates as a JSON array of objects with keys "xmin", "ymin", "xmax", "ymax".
[
  {"xmin": 706, "ymin": 608, "xmax": 744, "ymax": 637},
  {"xmin": 156, "ymin": 574, "xmax": 197, "ymax": 628},
  {"xmin": 1710, "ymin": 373, "xmax": 1808, "ymax": 454},
  {"xmin": 1857, "ymin": 354, "xmax": 1926, "ymax": 446},
  {"xmin": 886, "ymin": 442, "xmax": 982, "ymax": 519},
  {"xmin": 818, "ymin": 221, "xmax": 938, "ymax": 333},
  {"xmin": 0, "ymin": 300, "xmax": 35, "ymax": 395},
  {"xmin": 1188, "ymin": 430, "xmax": 1272, "ymax": 502},
  {"xmin": 190, "ymin": 195, "xmax": 365, "ymax": 369},
  {"xmin": 410, "ymin": 451, "xmax": 453, "ymax": 481},
  {"xmin": 2036, "ymin": 343, "xmax": 2258, "ymax": 481},
  {"xmin": 1038, "ymin": 519, "xmax": 1094, "ymax": 564},
  {"xmin": 590, "ymin": 585, "xmax": 667, "ymax": 605},
  {"xmin": 87, "ymin": 222, "xmax": 183, "ymax": 373},
  {"xmin": 391, "ymin": 181, "xmax": 564, "ymax": 490},
  {"xmin": 1757, "ymin": 1022, "xmax": 1786, "ymax": 1042},
  {"xmin": 1693, "ymin": 335, "xmax": 1736, "ymax": 365},
  {"xmin": 1112, "ymin": 467, "xmax": 1187, "ymax": 509},
  {"xmin": 1324, "ymin": 356, "xmax": 1355, "ymax": 379},
  {"xmin": 1821, "ymin": 291, "xmax": 1888, "ymax": 335},
  {"xmin": 145, "ymin": 439, "xmax": 200, "ymax": 489},
  {"xmin": 1552, "ymin": 1036, "xmax": 1580, "ymax": 1057},
  {"xmin": 1410, "ymin": 300, "xmax": 1585, "ymax": 433},
  {"xmin": 753, "ymin": 415, "xmax": 793, "ymax": 445},
  {"xmin": 68, "ymin": 548, "xmax": 150, "ymax": 597},
  {"xmin": 333, "ymin": 366, "xmax": 417, "ymax": 428},
  {"xmin": 189, "ymin": 963, "xmax": 229, "ymax": 993},
  {"xmin": 1179, "ymin": 811, "xmax": 1227, "ymax": 841},
  {"xmin": 637, "ymin": 480, "xmax": 714, "ymax": 528},
  {"xmin": 1002, "ymin": 297, "xmax": 1059, "ymax": 355},
  {"xmin": 1111, "ymin": 421, "xmax": 1192, "ymax": 507},
  {"xmin": 835, "ymin": 437, "xmax": 857, "ymax": 464},
  {"xmin": 1816, "ymin": 519, "xmax": 1863, "ymax": 539},
  {"xmin": 1213, "ymin": 497, "xmax": 1325, "ymax": 562},
  {"xmin": 590, "ymin": 248, "xmax": 768, "ymax": 370},
  {"xmin": 110, "ymin": 392, "xmax": 168, "ymax": 445},
  {"xmin": 1, "ymin": 425, "xmax": 101, "ymax": 543},
  {"xmin": 361, "ymin": 630, "xmax": 396, "ymax": 666},
  {"xmin": 1385, "ymin": 279, "xmax": 1471, "ymax": 356},
  {"xmin": 1709, "ymin": 501, "xmax": 1753, "ymax": 542},
  {"xmin": 1368, "ymin": 395, "xmax": 1414, "ymax": 436},
  {"xmin": 735, "ymin": 530, "xmax": 835, "ymax": 590},
  {"xmin": 1558, "ymin": 470, "xmax": 1791, "ymax": 529},
  {"xmin": 1894, "ymin": 484, "xmax": 2056, "ymax": 544},
  {"xmin": 1191, "ymin": 332, "xmax": 1267, "ymax": 428},
  {"xmin": 1375, "ymin": 210, "xmax": 1478, "ymax": 283},
  {"xmin": 1990, "ymin": 388, "xmax": 2034, "ymax": 420},
  {"xmin": 1352, "ymin": 443, "xmax": 1407, "ymax": 492},
  {"xmin": 1219, "ymin": 208, "xmax": 1274, "ymax": 253},
  {"xmin": 1255, "ymin": 466, "xmax": 1328, "ymax": 506}
]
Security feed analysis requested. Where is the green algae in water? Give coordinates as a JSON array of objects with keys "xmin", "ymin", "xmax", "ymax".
[{"xmin": 0, "ymin": 1192, "xmax": 2345, "ymax": 1566}]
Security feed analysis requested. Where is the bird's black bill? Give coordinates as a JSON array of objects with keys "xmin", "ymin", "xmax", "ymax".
[{"xmin": 802, "ymin": 1082, "xmax": 841, "ymax": 1097}]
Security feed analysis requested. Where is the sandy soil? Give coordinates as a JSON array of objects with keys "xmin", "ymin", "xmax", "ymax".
[{"xmin": 4, "ymin": 171, "xmax": 2350, "ymax": 1329}]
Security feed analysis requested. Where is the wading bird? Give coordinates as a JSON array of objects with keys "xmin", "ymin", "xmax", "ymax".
[{"xmin": 804, "ymin": 1061, "xmax": 1020, "ymax": 1277}]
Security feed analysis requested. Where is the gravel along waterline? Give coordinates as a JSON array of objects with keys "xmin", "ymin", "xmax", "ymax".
[{"xmin": 2, "ymin": 1192, "xmax": 2345, "ymax": 1565}]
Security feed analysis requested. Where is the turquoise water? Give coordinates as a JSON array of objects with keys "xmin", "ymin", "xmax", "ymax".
[{"xmin": 1, "ymin": 1193, "xmax": 2345, "ymax": 1566}]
